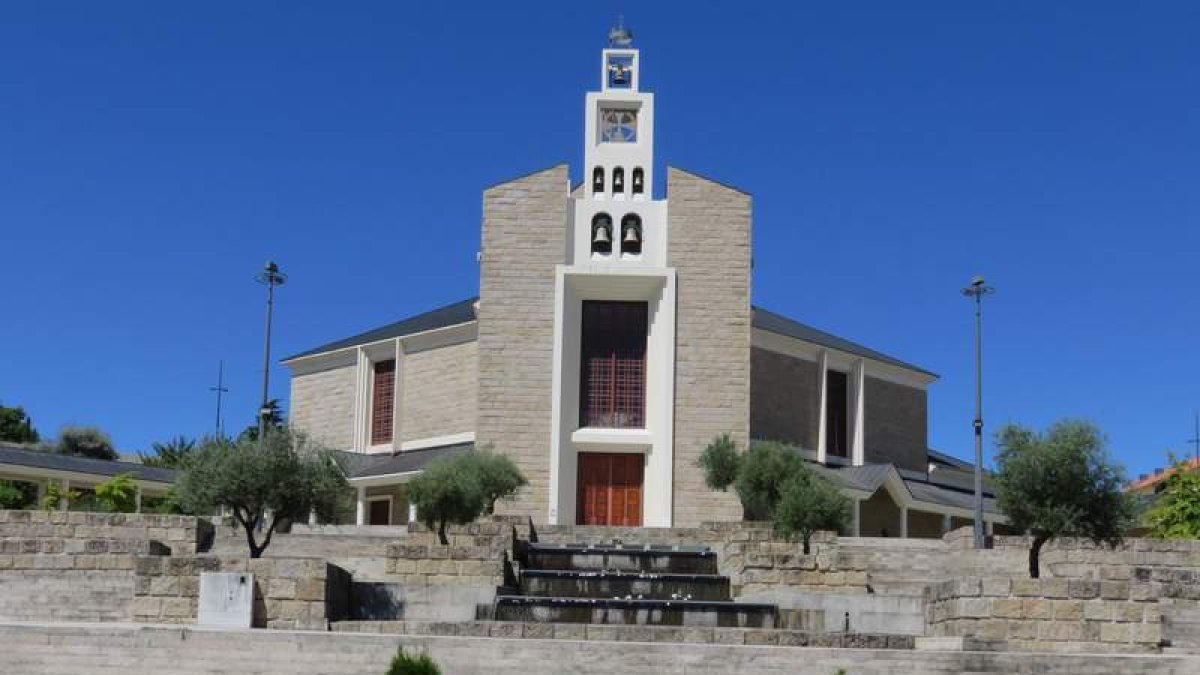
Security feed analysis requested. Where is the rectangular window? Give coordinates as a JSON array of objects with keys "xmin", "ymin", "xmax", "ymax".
[
  {"xmin": 826, "ymin": 369, "xmax": 849, "ymax": 458},
  {"xmin": 370, "ymin": 360, "xmax": 396, "ymax": 446},
  {"xmin": 579, "ymin": 301, "xmax": 648, "ymax": 428}
]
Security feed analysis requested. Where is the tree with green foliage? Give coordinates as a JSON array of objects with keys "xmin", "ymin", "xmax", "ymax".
[
  {"xmin": 0, "ymin": 480, "xmax": 34, "ymax": 509},
  {"xmin": 56, "ymin": 426, "xmax": 118, "ymax": 460},
  {"xmin": 174, "ymin": 428, "xmax": 348, "ymax": 558},
  {"xmin": 1144, "ymin": 455, "xmax": 1200, "ymax": 539},
  {"xmin": 993, "ymin": 420, "xmax": 1133, "ymax": 578},
  {"xmin": 139, "ymin": 435, "xmax": 198, "ymax": 469},
  {"xmin": 406, "ymin": 450, "xmax": 527, "ymax": 545},
  {"xmin": 95, "ymin": 474, "xmax": 138, "ymax": 513},
  {"xmin": 42, "ymin": 483, "xmax": 81, "ymax": 511},
  {"xmin": 699, "ymin": 437, "xmax": 849, "ymax": 548},
  {"xmin": 772, "ymin": 462, "xmax": 852, "ymax": 554},
  {"xmin": 0, "ymin": 404, "xmax": 40, "ymax": 443},
  {"xmin": 386, "ymin": 647, "xmax": 440, "ymax": 675},
  {"xmin": 238, "ymin": 399, "xmax": 285, "ymax": 442}
]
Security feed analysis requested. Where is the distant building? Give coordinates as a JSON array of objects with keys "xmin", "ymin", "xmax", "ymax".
[{"xmin": 284, "ymin": 34, "xmax": 1007, "ymax": 536}]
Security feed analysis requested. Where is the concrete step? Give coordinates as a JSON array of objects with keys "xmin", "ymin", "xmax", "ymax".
[
  {"xmin": 494, "ymin": 595, "xmax": 776, "ymax": 627},
  {"xmin": 520, "ymin": 569, "xmax": 731, "ymax": 601}
]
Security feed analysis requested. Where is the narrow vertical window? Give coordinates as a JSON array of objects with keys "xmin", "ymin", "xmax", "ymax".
[
  {"xmin": 580, "ymin": 301, "xmax": 647, "ymax": 428},
  {"xmin": 620, "ymin": 214, "xmax": 642, "ymax": 256},
  {"xmin": 631, "ymin": 168, "xmax": 644, "ymax": 195},
  {"xmin": 825, "ymin": 370, "xmax": 848, "ymax": 458},
  {"xmin": 592, "ymin": 166, "xmax": 605, "ymax": 194},
  {"xmin": 612, "ymin": 167, "xmax": 625, "ymax": 193},
  {"xmin": 371, "ymin": 360, "xmax": 396, "ymax": 445}
]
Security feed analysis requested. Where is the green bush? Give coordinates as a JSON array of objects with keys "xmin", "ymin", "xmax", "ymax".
[
  {"xmin": 96, "ymin": 474, "xmax": 138, "ymax": 513},
  {"xmin": 0, "ymin": 480, "xmax": 37, "ymax": 509},
  {"xmin": 1144, "ymin": 455, "xmax": 1200, "ymax": 539},
  {"xmin": 57, "ymin": 426, "xmax": 118, "ymax": 460},
  {"xmin": 386, "ymin": 648, "xmax": 440, "ymax": 675},
  {"xmin": 698, "ymin": 437, "xmax": 848, "ymax": 548},
  {"xmin": 407, "ymin": 449, "xmax": 527, "ymax": 544},
  {"xmin": 42, "ymin": 483, "xmax": 81, "ymax": 511}
]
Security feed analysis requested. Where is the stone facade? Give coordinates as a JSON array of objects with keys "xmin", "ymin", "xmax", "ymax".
[
  {"xmin": 666, "ymin": 168, "xmax": 752, "ymax": 527},
  {"xmin": 401, "ymin": 340, "xmax": 478, "ymax": 443},
  {"xmin": 926, "ymin": 577, "xmax": 1163, "ymax": 652},
  {"xmin": 132, "ymin": 555, "xmax": 351, "ymax": 630},
  {"xmin": 289, "ymin": 355, "xmax": 357, "ymax": 451},
  {"xmin": 477, "ymin": 165, "xmax": 570, "ymax": 523},
  {"xmin": 863, "ymin": 375, "xmax": 927, "ymax": 472},
  {"xmin": 749, "ymin": 347, "xmax": 819, "ymax": 449}
]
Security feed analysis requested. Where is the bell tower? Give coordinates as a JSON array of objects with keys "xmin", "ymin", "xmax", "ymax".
[{"xmin": 574, "ymin": 21, "xmax": 663, "ymax": 266}]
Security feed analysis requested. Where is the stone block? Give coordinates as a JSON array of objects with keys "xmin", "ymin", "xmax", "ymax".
[
  {"xmin": 1069, "ymin": 580, "xmax": 1100, "ymax": 599},
  {"xmin": 1083, "ymin": 602, "xmax": 1112, "ymax": 621},
  {"xmin": 1022, "ymin": 599, "xmax": 1053, "ymax": 620},
  {"xmin": 1101, "ymin": 581, "xmax": 1130, "ymax": 600},
  {"xmin": 1053, "ymin": 600, "xmax": 1084, "ymax": 620},
  {"xmin": 981, "ymin": 578, "xmax": 1011, "ymax": 597},
  {"xmin": 1012, "ymin": 579, "xmax": 1042, "ymax": 597},
  {"xmin": 267, "ymin": 579, "xmax": 297, "ymax": 600},
  {"xmin": 1042, "ymin": 578, "xmax": 1069, "ymax": 599},
  {"xmin": 1038, "ymin": 621, "xmax": 1083, "ymax": 642},
  {"xmin": 1100, "ymin": 623, "xmax": 1131, "ymax": 643}
]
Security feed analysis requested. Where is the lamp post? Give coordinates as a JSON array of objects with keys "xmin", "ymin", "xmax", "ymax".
[
  {"xmin": 255, "ymin": 261, "xmax": 287, "ymax": 446},
  {"xmin": 962, "ymin": 275, "xmax": 994, "ymax": 549}
]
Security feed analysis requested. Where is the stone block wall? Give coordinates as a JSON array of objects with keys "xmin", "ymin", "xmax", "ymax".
[
  {"xmin": 402, "ymin": 340, "xmax": 478, "ymax": 443},
  {"xmin": 666, "ymin": 168, "xmax": 752, "ymax": 527},
  {"xmin": 289, "ymin": 354, "xmax": 358, "ymax": 452},
  {"xmin": 477, "ymin": 164, "xmax": 570, "ymax": 524},
  {"xmin": 926, "ymin": 577, "xmax": 1163, "ymax": 652},
  {"xmin": 990, "ymin": 535, "xmax": 1200, "ymax": 581},
  {"xmin": 862, "ymin": 376, "xmax": 927, "ymax": 473},
  {"xmin": 749, "ymin": 347, "xmax": 819, "ymax": 450},
  {"xmin": 0, "ymin": 510, "xmax": 207, "ymax": 555},
  {"xmin": 132, "ymin": 555, "xmax": 351, "ymax": 630}
]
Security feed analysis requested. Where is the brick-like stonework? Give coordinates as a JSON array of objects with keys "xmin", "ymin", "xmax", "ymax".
[
  {"xmin": 402, "ymin": 340, "xmax": 478, "ymax": 443},
  {"xmin": 477, "ymin": 164, "xmax": 570, "ymax": 523},
  {"xmin": 749, "ymin": 347, "xmax": 819, "ymax": 449},
  {"xmin": 863, "ymin": 376, "xmax": 927, "ymax": 472},
  {"xmin": 133, "ymin": 555, "xmax": 351, "ymax": 630},
  {"xmin": 926, "ymin": 577, "xmax": 1163, "ymax": 652},
  {"xmin": 289, "ymin": 355, "xmax": 357, "ymax": 451},
  {"xmin": 0, "ymin": 510, "xmax": 206, "ymax": 555},
  {"xmin": 667, "ymin": 168, "xmax": 752, "ymax": 527}
]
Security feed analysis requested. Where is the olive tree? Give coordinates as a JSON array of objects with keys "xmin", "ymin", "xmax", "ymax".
[
  {"xmin": 994, "ymin": 420, "xmax": 1132, "ymax": 578},
  {"xmin": 406, "ymin": 450, "xmax": 526, "ymax": 545},
  {"xmin": 57, "ymin": 426, "xmax": 118, "ymax": 460},
  {"xmin": 699, "ymin": 437, "xmax": 849, "ymax": 548},
  {"xmin": 174, "ymin": 429, "xmax": 348, "ymax": 558}
]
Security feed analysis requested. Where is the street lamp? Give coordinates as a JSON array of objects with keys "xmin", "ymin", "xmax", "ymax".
[
  {"xmin": 255, "ymin": 261, "xmax": 287, "ymax": 445},
  {"xmin": 962, "ymin": 275, "xmax": 994, "ymax": 549}
]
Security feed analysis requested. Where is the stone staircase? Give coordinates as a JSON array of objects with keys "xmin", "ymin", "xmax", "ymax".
[{"xmin": 494, "ymin": 541, "xmax": 777, "ymax": 627}]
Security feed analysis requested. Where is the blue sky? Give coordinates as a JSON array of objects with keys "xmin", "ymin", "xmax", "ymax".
[{"xmin": 1, "ymin": 3, "xmax": 1197, "ymax": 477}]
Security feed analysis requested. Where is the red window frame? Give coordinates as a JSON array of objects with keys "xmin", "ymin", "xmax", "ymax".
[
  {"xmin": 579, "ymin": 301, "xmax": 647, "ymax": 429},
  {"xmin": 370, "ymin": 360, "xmax": 396, "ymax": 446}
]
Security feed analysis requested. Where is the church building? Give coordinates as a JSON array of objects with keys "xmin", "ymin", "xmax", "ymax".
[{"xmin": 283, "ymin": 30, "xmax": 1006, "ymax": 536}]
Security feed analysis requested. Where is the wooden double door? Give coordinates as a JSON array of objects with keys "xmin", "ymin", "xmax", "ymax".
[{"xmin": 576, "ymin": 452, "xmax": 644, "ymax": 526}]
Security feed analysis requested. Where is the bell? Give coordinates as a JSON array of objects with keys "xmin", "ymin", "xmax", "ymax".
[
  {"xmin": 593, "ymin": 226, "xmax": 611, "ymax": 245},
  {"xmin": 623, "ymin": 227, "xmax": 640, "ymax": 244},
  {"xmin": 632, "ymin": 173, "xmax": 643, "ymax": 191}
]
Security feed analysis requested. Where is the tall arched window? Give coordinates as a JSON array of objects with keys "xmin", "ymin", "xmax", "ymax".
[
  {"xmin": 612, "ymin": 167, "xmax": 625, "ymax": 194},
  {"xmin": 592, "ymin": 167, "xmax": 605, "ymax": 194},
  {"xmin": 631, "ymin": 168, "xmax": 645, "ymax": 195},
  {"xmin": 591, "ymin": 213, "xmax": 613, "ymax": 256},
  {"xmin": 620, "ymin": 213, "xmax": 642, "ymax": 256}
]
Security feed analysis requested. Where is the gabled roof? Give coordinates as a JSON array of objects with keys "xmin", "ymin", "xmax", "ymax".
[
  {"xmin": 283, "ymin": 296, "xmax": 932, "ymax": 378},
  {"xmin": 751, "ymin": 306, "xmax": 936, "ymax": 377},
  {"xmin": 338, "ymin": 442, "xmax": 472, "ymax": 479},
  {"xmin": 0, "ymin": 442, "xmax": 177, "ymax": 484},
  {"xmin": 813, "ymin": 461, "xmax": 1002, "ymax": 515},
  {"xmin": 282, "ymin": 297, "xmax": 478, "ymax": 362}
]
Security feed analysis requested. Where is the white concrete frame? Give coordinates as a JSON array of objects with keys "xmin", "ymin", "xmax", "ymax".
[
  {"xmin": 365, "ymin": 495, "xmax": 393, "ymax": 526},
  {"xmin": 548, "ymin": 266, "xmax": 677, "ymax": 527}
]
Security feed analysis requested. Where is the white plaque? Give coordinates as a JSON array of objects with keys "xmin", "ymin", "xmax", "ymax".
[{"xmin": 198, "ymin": 572, "xmax": 254, "ymax": 628}]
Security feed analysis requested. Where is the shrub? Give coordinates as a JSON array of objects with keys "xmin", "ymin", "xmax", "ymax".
[
  {"xmin": 1143, "ymin": 455, "xmax": 1200, "ymax": 539},
  {"xmin": 0, "ymin": 480, "xmax": 37, "ymax": 509},
  {"xmin": 698, "ymin": 433, "xmax": 740, "ymax": 491},
  {"xmin": 406, "ymin": 450, "xmax": 527, "ymax": 545},
  {"xmin": 95, "ymin": 474, "xmax": 138, "ymax": 512},
  {"xmin": 57, "ymin": 426, "xmax": 118, "ymax": 460},
  {"xmin": 42, "ymin": 483, "xmax": 81, "ymax": 511},
  {"xmin": 772, "ymin": 463, "xmax": 851, "ymax": 554},
  {"xmin": 140, "ymin": 436, "xmax": 198, "ymax": 469},
  {"xmin": 174, "ymin": 428, "xmax": 349, "ymax": 557},
  {"xmin": 386, "ymin": 648, "xmax": 440, "ymax": 675},
  {"xmin": 994, "ymin": 419, "xmax": 1133, "ymax": 578},
  {"xmin": 733, "ymin": 440, "xmax": 808, "ymax": 520}
]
